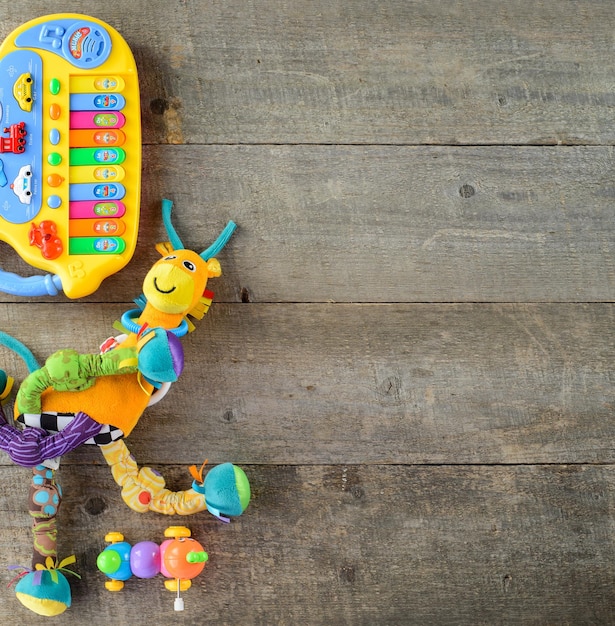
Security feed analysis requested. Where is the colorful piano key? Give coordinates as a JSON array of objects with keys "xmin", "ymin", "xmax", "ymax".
[
  {"xmin": 69, "ymin": 147, "xmax": 126, "ymax": 165},
  {"xmin": 69, "ymin": 236, "xmax": 126, "ymax": 254},
  {"xmin": 69, "ymin": 200, "xmax": 126, "ymax": 219},
  {"xmin": 69, "ymin": 218, "xmax": 126, "ymax": 237},
  {"xmin": 70, "ymin": 110, "xmax": 126, "ymax": 129},
  {"xmin": 69, "ymin": 129, "xmax": 126, "ymax": 147},
  {"xmin": 69, "ymin": 182, "xmax": 126, "ymax": 201},
  {"xmin": 69, "ymin": 92, "xmax": 126, "ymax": 110}
]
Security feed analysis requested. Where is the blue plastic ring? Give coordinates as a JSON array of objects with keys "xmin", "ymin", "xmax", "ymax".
[
  {"xmin": 192, "ymin": 480, "xmax": 206, "ymax": 495},
  {"xmin": 120, "ymin": 309, "xmax": 189, "ymax": 337}
]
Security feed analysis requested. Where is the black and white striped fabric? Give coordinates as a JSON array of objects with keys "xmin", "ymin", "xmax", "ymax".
[{"xmin": 16, "ymin": 412, "xmax": 124, "ymax": 446}]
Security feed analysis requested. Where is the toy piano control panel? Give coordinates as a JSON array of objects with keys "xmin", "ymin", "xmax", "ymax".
[{"xmin": 0, "ymin": 14, "xmax": 140, "ymax": 298}]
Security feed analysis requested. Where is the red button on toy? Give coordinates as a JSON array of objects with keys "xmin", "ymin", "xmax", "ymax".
[
  {"xmin": 138, "ymin": 491, "xmax": 151, "ymax": 505},
  {"xmin": 29, "ymin": 220, "xmax": 63, "ymax": 260}
]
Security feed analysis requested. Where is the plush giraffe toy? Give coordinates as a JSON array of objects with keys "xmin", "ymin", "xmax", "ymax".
[{"xmin": 0, "ymin": 200, "xmax": 250, "ymax": 616}]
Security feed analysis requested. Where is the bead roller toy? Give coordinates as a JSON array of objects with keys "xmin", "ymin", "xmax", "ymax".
[
  {"xmin": 97, "ymin": 527, "xmax": 210, "ymax": 612},
  {"xmin": 0, "ymin": 14, "xmax": 140, "ymax": 298}
]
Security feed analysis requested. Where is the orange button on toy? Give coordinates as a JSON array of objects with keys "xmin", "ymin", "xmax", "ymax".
[
  {"xmin": 49, "ymin": 103, "xmax": 61, "ymax": 120},
  {"xmin": 47, "ymin": 173, "xmax": 64, "ymax": 187}
]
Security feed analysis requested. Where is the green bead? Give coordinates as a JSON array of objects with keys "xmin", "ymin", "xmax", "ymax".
[
  {"xmin": 187, "ymin": 551, "xmax": 208, "ymax": 564},
  {"xmin": 48, "ymin": 152, "xmax": 62, "ymax": 166},
  {"xmin": 97, "ymin": 549, "xmax": 121, "ymax": 575}
]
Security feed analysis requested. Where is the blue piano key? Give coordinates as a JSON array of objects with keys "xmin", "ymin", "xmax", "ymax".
[
  {"xmin": 69, "ymin": 183, "xmax": 126, "ymax": 201},
  {"xmin": 69, "ymin": 92, "xmax": 125, "ymax": 111}
]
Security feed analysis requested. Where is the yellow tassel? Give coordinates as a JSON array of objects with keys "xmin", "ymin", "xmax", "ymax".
[
  {"xmin": 189, "ymin": 299, "xmax": 211, "ymax": 320},
  {"xmin": 118, "ymin": 357, "xmax": 139, "ymax": 369},
  {"xmin": 57, "ymin": 555, "xmax": 77, "ymax": 570},
  {"xmin": 34, "ymin": 555, "xmax": 79, "ymax": 584}
]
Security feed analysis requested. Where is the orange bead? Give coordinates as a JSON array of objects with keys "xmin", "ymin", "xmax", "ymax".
[{"xmin": 161, "ymin": 538, "xmax": 207, "ymax": 580}]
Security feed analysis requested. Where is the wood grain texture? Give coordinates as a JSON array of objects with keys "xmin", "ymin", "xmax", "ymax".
[
  {"xmin": 0, "ymin": 1, "xmax": 612, "ymax": 624},
  {"xmin": 0, "ymin": 302, "xmax": 612, "ymax": 466},
  {"xmin": 3, "ymin": 0, "xmax": 615, "ymax": 145},
  {"xmin": 2, "ymin": 145, "xmax": 615, "ymax": 304},
  {"xmin": 97, "ymin": 0, "xmax": 615, "ymax": 146},
  {"xmin": 0, "ymin": 464, "xmax": 614, "ymax": 626}
]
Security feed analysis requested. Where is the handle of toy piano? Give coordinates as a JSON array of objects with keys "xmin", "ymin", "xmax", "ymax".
[{"xmin": 0, "ymin": 268, "xmax": 63, "ymax": 297}]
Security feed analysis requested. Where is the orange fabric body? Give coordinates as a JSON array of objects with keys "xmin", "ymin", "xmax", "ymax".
[{"xmin": 15, "ymin": 373, "xmax": 154, "ymax": 436}]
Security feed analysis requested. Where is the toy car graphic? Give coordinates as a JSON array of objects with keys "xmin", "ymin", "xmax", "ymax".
[
  {"xmin": 29, "ymin": 220, "xmax": 63, "ymax": 260},
  {"xmin": 10, "ymin": 164, "xmax": 32, "ymax": 204},
  {"xmin": 13, "ymin": 72, "xmax": 33, "ymax": 112}
]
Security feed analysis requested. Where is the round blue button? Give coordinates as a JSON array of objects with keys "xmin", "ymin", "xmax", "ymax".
[
  {"xmin": 49, "ymin": 129, "xmax": 60, "ymax": 145},
  {"xmin": 47, "ymin": 195, "xmax": 62, "ymax": 209}
]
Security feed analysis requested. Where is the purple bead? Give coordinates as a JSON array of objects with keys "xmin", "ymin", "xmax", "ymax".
[{"xmin": 130, "ymin": 541, "xmax": 161, "ymax": 578}]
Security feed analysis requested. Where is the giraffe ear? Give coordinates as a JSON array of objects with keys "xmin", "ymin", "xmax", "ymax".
[
  {"xmin": 155, "ymin": 241, "xmax": 175, "ymax": 256},
  {"xmin": 206, "ymin": 258, "xmax": 221, "ymax": 278}
]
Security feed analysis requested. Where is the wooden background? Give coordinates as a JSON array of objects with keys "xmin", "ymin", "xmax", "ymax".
[{"xmin": 0, "ymin": 1, "xmax": 614, "ymax": 624}]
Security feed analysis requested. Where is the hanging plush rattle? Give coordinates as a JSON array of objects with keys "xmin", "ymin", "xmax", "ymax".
[{"xmin": 0, "ymin": 199, "xmax": 251, "ymax": 616}]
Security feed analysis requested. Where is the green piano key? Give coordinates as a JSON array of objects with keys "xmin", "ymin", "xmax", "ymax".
[
  {"xmin": 69, "ymin": 237, "xmax": 126, "ymax": 255},
  {"xmin": 69, "ymin": 147, "xmax": 126, "ymax": 166}
]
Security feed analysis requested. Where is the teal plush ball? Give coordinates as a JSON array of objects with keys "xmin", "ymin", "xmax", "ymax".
[
  {"xmin": 137, "ymin": 328, "xmax": 184, "ymax": 383},
  {"xmin": 15, "ymin": 569, "xmax": 71, "ymax": 616},
  {"xmin": 204, "ymin": 463, "xmax": 251, "ymax": 518}
]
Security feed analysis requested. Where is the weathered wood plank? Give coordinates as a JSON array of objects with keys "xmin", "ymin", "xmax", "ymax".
[
  {"xmin": 0, "ymin": 464, "xmax": 613, "ymax": 625},
  {"xmin": 0, "ymin": 3, "xmax": 610, "ymax": 624},
  {"xmin": 1, "ymin": 145, "xmax": 614, "ymax": 305},
  {"xmin": 1, "ymin": 1, "xmax": 614, "ymax": 145},
  {"xmin": 0, "ymin": 302, "xmax": 612, "ymax": 466}
]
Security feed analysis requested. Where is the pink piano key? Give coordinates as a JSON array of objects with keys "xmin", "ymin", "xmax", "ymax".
[
  {"xmin": 69, "ymin": 200, "xmax": 126, "ymax": 219},
  {"xmin": 70, "ymin": 111, "xmax": 126, "ymax": 129}
]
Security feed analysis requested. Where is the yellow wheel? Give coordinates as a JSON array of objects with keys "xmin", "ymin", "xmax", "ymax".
[
  {"xmin": 105, "ymin": 580, "xmax": 124, "ymax": 592},
  {"xmin": 164, "ymin": 578, "xmax": 192, "ymax": 592},
  {"xmin": 104, "ymin": 531, "xmax": 125, "ymax": 543},
  {"xmin": 164, "ymin": 525, "xmax": 191, "ymax": 539}
]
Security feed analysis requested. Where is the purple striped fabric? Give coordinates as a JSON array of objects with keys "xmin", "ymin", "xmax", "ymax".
[{"xmin": 0, "ymin": 408, "xmax": 101, "ymax": 467}]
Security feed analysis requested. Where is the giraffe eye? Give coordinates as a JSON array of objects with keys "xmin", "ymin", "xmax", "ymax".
[{"xmin": 183, "ymin": 260, "xmax": 196, "ymax": 272}]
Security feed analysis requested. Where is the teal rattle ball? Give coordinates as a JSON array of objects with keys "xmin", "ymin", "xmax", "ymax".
[{"xmin": 194, "ymin": 463, "xmax": 251, "ymax": 522}]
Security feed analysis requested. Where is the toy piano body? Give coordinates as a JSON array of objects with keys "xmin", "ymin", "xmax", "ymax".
[{"xmin": 0, "ymin": 14, "xmax": 140, "ymax": 298}]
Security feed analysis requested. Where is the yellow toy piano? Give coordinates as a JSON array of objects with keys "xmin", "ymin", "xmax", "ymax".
[{"xmin": 0, "ymin": 14, "xmax": 140, "ymax": 298}]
